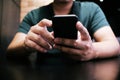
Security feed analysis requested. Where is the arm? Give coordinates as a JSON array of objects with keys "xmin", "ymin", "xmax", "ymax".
[
  {"xmin": 53, "ymin": 2, "xmax": 120, "ymax": 61},
  {"xmin": 7, "ymin": 19, "xmax": 54, "ymax": 55},
  {"xmin": 54, "ymin": 22, "xmax": 120, "ymax": 61},
  {"xmin": 7, "ymin": 32, "xmax": 28, "ymax": 55},
  {"xmin": 93, "ymin": 26, "xmax": 119, "ymax": 58}
]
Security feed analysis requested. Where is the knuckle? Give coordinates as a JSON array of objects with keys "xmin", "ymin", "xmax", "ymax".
[
  {"xmin": 40, "ymin": 19, "xmax": 47, "ymax": 25},
  {"xmin": 35, "ymin": 36, "xmax": 41, "ymax": 41},
  {"xmin": 32, "ymin": 44, "xmax": 38, "ymax": 50},
  {"xmin": 85, "ymin": 43, "xmax": 91, "ymax": 49},
  {"xmin": 30, "ymin": 26, "xmax": 36, "ymax": 31}
]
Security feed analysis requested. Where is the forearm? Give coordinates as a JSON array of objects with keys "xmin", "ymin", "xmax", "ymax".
[
  {"xmin": 93, "ymin": 40, "xmax": 120, "ymax": 59},
  {"xmin": 7, "ymin": 32, "xmax": 30, "ymax": 55}
]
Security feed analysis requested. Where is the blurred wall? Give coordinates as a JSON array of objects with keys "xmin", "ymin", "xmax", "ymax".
[
  {"xmin": 0, "ymin": 0, "xmax": 20, "ymax": 52},
  {"xmin": 20, "ymin": 0, "xmax": 53, "ymax": 21}
]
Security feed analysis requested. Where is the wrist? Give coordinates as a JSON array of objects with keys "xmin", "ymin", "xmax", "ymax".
[{"xmin": 92, "ymin": 43, "xmax": 99, "ymax": 59}]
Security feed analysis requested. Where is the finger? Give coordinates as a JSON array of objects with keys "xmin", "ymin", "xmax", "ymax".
[
  {"xmin": 74, "ymin": 40, "xmax": 91, "ymax": 50},
  {"xmin": 76, "ymin": 21, "xmax": 91, "ymax": 41},
  {"xmin": 54, "ymin": 44, "xmax": 85, "ymax": 56},
  {"xmin": 25, "ymin": 39, "xmax": 47, "ymax": 53},
  {"xmin": 54, "ymin": 44, "xmax": 90, "ymax": 61},
  {"xmin": 27, "ymin": 31, "xmax": 52, "ymax": 50},
  {"xmin": 50, "ymin": 31, "xmax": 54, "ymax": 36},
  {"xmin": 54, "ymin": 38, "xmax": 87, "ymax": 50},
  {"xmin": 38, "ymin": 19, "xmax": 52, "ymax": 27},
  {"xmin": 30, "ymin": 25, "xmax": 54, "ymax": 45},
  {"xmin": 54, "ymin": 38, "xmax": 75, "ymax": 48},
  {"xmin": 54, "ymin": 38, "xmax": 74, "ymax": 46}
]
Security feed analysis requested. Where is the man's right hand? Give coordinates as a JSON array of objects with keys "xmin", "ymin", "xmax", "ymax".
[{"xmin": 24, "ymin": 19, "xmax": 54, "ymax": 53}]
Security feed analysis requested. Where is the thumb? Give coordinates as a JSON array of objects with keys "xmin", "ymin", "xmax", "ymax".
[
  {"xmin": 76, "ymin": 21, "xmax": 91, "ymax": 41},
  {"xmin": 38, "ymin": 19, "xmax": 52, "ymax": 27}
]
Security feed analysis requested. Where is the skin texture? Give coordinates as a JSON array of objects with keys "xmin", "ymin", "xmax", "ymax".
[{"xmin": 7, "ymin": 0, "xmax": 120, "ymax": 61}]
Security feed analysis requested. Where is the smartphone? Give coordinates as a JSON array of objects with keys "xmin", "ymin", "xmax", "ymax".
[{"xmin": 52, "ymin": 14, "xmax": 78, "ymax": 39}]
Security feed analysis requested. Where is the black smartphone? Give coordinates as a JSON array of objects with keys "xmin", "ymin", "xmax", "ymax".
[{"xmin": 52, "ymin": 14, "xmax": 78, "ymax": 39}]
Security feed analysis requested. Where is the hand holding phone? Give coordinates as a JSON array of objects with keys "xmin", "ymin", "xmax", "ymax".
[{"xmin": 52, "ymin": 14, "xmax": 78, "ymax": 39}]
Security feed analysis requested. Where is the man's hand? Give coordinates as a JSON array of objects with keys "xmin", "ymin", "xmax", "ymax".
[
  {"xmin": 24, "ymin": 19, "xmax": 54, "ymax": 53},
  {"xmin": 54, "ymin": 21, "xmax": 96, "ymax": 61}
]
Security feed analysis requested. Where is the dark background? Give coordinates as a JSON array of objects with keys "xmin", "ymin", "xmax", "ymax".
[
  {"xmin": 76, "ymin": 0, "xmax": 120, "ymax": 37},
  {"xmin": 0, "ymin": 0, "xmax": 120, "ymax": 53}
]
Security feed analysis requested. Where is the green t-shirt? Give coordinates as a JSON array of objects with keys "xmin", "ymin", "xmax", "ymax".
[
  {"xmin": 19, "ymin": 1, "xmax": 109, "ymax": 35},
  {"xmin": 18, "ymin": 1, "xmax": 109, "ymax": 54}
]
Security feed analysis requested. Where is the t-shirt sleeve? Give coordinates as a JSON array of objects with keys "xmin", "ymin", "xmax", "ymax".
[
  {"xmin": 89, "ymin": 2, "xmax": 110, "ymax": 34},
  {"xmin": 18, "ymin": 11, "xmax": 34, "ymax": 34}
]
